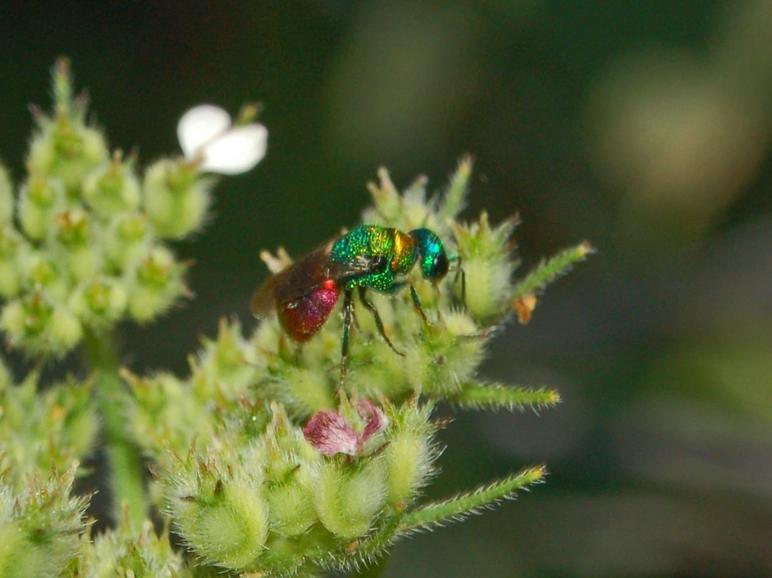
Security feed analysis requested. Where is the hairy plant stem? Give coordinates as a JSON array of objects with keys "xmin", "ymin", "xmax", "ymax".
[{"xmin": 83, "ymin": 329, "xmax": 146, "ymax": 530}]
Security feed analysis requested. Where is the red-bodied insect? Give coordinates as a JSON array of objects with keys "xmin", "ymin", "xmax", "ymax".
[{"xmin": 251, "ymin": 224, "xmax": 462, "ymax": 382}]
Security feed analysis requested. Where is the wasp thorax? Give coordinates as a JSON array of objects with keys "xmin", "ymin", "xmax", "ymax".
[{"xmin": 409, "ymin": 228, "xmax": 449, "ymax": 281}]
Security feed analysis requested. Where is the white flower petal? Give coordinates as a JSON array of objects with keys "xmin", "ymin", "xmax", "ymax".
[
  {"xmin": 200, "ymin": 124, "xmax": 268, "ymax": 175},
  {"xmin": 177, "ymin": 104, "xmax": 232, "ymax": 159}
]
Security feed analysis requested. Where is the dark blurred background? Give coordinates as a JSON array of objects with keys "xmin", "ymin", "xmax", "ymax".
[{"xmin": 1, "ymin": 2, "xmax": 771, "ymax": 576}]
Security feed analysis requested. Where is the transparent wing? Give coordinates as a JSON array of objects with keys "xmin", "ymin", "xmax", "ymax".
[{"xmin": 250, "ymin": 244, "xmax": 383, "ymax": 317}]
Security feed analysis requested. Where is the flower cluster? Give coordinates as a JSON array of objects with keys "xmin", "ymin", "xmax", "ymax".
[
  {"xmin": 158, "ymin": 398, "xmax": 436, "ymax": 575},
  {"xmin": 0, "ymin": 59, "xmax": 266, "ymax": 356},
  {"xmin": 0, "ymin": 62, "xmax": 591, "ymax": 577}
]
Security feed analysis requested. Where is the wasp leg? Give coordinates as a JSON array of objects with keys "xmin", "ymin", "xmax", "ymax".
[
  {"xmin": 409, "ymin": 284, "xmax": 431, "ymax": 326},
  {"xmin": 340, "ymin": 287, "xmax": 354, "ymax": 386},
  {"xmin": 432, "ymin": 284, "xmax": 446, "ymax": 324},
  {"xmin": 358, "ymin": 287, "xmax": 405, "ymax": 356},
  {"xmin": 452, "ymin": 256, "xmax": 467, "ymax": 309},
  {"xmin": 351, "ymin": 302, "xmax": 362, "ymax": 333}
]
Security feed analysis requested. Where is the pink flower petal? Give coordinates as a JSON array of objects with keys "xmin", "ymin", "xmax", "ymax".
[
  {"xmin": 357, "ymin": 400, "xmax": 388, "ymax": 443},
  {"xmin": 304, "ymin": 411, "xmax": 359, "ymax": 456}
]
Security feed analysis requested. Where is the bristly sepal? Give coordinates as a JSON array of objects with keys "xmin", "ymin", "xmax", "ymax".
[{"xmin": 397, "ymin": 466, "xmax": 547, "ymax": 534}]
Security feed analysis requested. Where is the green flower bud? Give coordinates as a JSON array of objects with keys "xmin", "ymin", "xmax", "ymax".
[
  {"xmin": 0, "ymin": 467, "xmax": 89, "ymax": 578},
  {"xmin": 103, "ymin": 211, "xmax": 152, "ymax": 271},
  {"xmin": 362, "ymin": 168, "xmax": 444, "ymax": 235},
  {"xmin": 313, "ymin": 458, "xmax": 387, "ymax": 539},
  {"xmin": 362, "ymin": 167, "xmax": 402, "ymax": 223},
  {"xmin": 53, "ymin": 209, "xmax": 102, "ymax": 282},
  {"xmin": 170, "ymin": 474, "xmax": 268, "ymax": 570},
  {"xmin": 18, "ymin": 175, "xmax": 66, "ymax": 241},
  {"xmin": 127, "ymin": 371, "xmax": 214, "ymax": 461},
  {"xmin": 82, "ymin": 152, "xmax": 141, "ymax": 218},
  {"xmin": 194, "ymin": 319, "xmax": 261, "ymax": 401},
  {"xmin": 20, "ymin": 251, "xmax": 70, "ymax": 301},
  {"xmin": 410, "ymin": 310, "xmax": 484, "ymax": 396},
  {"xmin": 144, "ymin": 159, "xmax": 211, "ymax": 239},
  {"xmin": 265, "ymin": 476, "xmax": 317, "ymax": 538},
  {"xmin": 384, "ymin": 403, "xmax": 436, "ymax": 510},
  {"xmin": 347, "ymin": 338, "xmax": 412, "ymax": 399},
  {"xmin": 70, "ymin": 277, "xmax": 127, "ymax": 327},
  {"xmin": 0, "ymin": 293, "xmax": 82, "ymax": 356},
  {"xmin": 1, "ymin": 292, "xmax": 51, "ymax": 339},
  {"xmin": 27, "ymin": 112, "xmax": 109, "ymax": 191},
  {"xmin": 452, "ymin": 213, "xmax": 518, "ymax": 322},
  {"xmin": 126, "ymin": 246, "xmax": 187, "ymax": 323},
  {"xmin": 0, "ymin": 165, "xmax": 13, "ymax": 226},
  {"xmin": 0, "ymin": 226, "xmax": 27, "ymax": 298},
  {"xmin": 76, "ymin": 519, "xmax": 190, "ymax": 578},
  {"xmin": 0, "ymin": 371, "xmax": 97, "ymax": 487},
  {"xmin": 264, "ymin": 365, "xmax": 335, "ymax": 418},
  {"xmin": 48, "ymin": 305, "xmax": 83, "ymax": 352},
  {"xmin": 42, "ymin": 381, "xmax": 98, "ymax": 472},
  {"xmin": 257, "ymin": 407, "xmax": 318, "ymax": 537}
]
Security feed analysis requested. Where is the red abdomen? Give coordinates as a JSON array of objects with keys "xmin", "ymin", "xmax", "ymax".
[{"xmin": 277, "ymin": 282, "xmax": 339, "ymax": 342}]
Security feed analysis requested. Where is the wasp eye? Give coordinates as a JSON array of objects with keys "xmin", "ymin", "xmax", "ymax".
[{"xmin": 433, "ymin": 252, "xmax": 449, "ymax": 278}]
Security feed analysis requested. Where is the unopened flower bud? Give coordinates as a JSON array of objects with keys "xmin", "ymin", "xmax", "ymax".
[
  {"xmin": 4, "ymin": 290, "xmax": 50, "ymax": 333},
  {"xmin": 0, "ymin": 227, "xmax": 26, "ymax": 298},
  {"xmin": 257, "ymin": 407, "xmax": 319, "ymax": 537},
  {"xmin": 143, "ymin": 159, "xmax": 210, "ymax": 239},
  {"xmin": 18, "ymin": 175, "xmax": 65, "ymax": 241},
  {"xmin": 409, "ymin": 310, "xmax": 483, "ymax": 396},
  {"xmin": 27, "ymin": 110, "xmax": 109, "ymax": 191},
  {"xmin": 20, "ymin": 251, "xmax": 70, "ymax": 301},
  {"xmin": 195, "ymin": 319, "xmax": 260, "ymax": 401},
  {"xmin": 171, "ymin": 476, "xmax": 268, "ymax": 570},
  {"xmin": 53, "ymin": 209, "xmax": 102, "ymax": 282},
  {"xmin": 384, "ymin": 403, "xmax": 436, "ymax": 510},
  {"xmin": 0, "ymin": 467, "xmax": 88, "ymax": 578},
  {"xmin": 80, "ymin": 519, "xmax": 188, "ymax": 578},
  {"xmin": 452, "ymin": 213, "xmax": 518, "ymax": 322},
  {"xmin": 82, "ymin": 151, "xmax": 141, "ymax": 218},
  {"xmin": 70, "ymin": 277, "xmax": 127, "ymax": 326},
  {"xmin": 313, "ymin": 458, "xmax": 387, "ymax": 539},
  {"xmin": 0, "ymin": 293, "xmax": 82, "ymax": 355},
  {"xmin": 103, "ymin": 211, "xmax": 152, "ymax": 271},
  {"xmin": 127, "ymin": 246, "xmax": 187, "ymax": 323},
  {"xmin": 48, "ymin": 305, "xmax": 83, "ymax": 353}
]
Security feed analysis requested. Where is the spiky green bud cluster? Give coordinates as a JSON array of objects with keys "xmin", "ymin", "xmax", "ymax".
[
  {"xmin": 156, "ymin": 399, "xmax": 438, "ymax": 576},
  {"xmin": 69, "ymin": 519, "xmax": 192, "ymax": 578},
  {"xmin": 0, "ymin": 360, "xmax": 96, "ymax": 490},
  {"xmin": 0, "ymin": 59, "xmax": 216, "ymax": 357},
  {"xmin": 0, "ymin": 466, "xmax": 89, "ymax": 578}
]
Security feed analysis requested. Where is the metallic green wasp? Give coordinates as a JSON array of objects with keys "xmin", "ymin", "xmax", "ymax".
[{"xmin": 251, "ymin": 224, "xmax": 461, "ymax": 381}]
